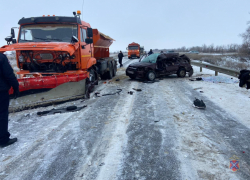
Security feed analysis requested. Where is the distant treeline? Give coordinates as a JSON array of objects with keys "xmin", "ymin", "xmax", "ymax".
[
  {"xmin": 155, "ymin": 20, "xmax": 250, "ymax": 55},
  {"xmin": 155, "ymin": 44, "xmax": 241, "ymax": 54}
]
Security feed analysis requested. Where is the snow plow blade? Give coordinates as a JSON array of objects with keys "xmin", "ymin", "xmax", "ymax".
[{"xmin": 9, "ymin": 79, "xmax": 87, "ymax": 113}]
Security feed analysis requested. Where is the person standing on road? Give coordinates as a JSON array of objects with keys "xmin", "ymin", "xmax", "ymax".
[
  {"xmin": 118, "ymin": 51, "xmax": 124, "ymax": 67},
  {"xmin": 0, "ymin": 52, "xmax": 19, "ymax": 148},
  {"xmin": 148, "ymin": 49, "xmax": 154, "ymax": 55}
]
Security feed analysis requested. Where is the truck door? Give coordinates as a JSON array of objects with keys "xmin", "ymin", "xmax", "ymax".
[{"xmin": 80, "ymin": 27, "xmax": 91, "ymax": 69}]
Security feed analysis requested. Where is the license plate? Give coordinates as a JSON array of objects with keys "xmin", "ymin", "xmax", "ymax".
[{"xmin": 127, "ymin": 70, "xmax": 134, "ymax": 74}]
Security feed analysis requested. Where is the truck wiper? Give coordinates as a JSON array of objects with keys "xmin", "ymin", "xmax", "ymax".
[
  {"xmin": 33, "ymin": 37, "xmax": 62, "ymax": 42},
  {"xmin": 19, "ymin": 39, "xmax": 33, "ymax": 42}
]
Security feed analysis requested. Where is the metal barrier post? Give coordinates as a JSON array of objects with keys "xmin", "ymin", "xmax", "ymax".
[
  {"xmin": 215, "ymin": 71, "xmax": 218, "ymax": 76},
  {"xmin": 200, "ymin": 67, "xmax": 202, "ymax": 72}
]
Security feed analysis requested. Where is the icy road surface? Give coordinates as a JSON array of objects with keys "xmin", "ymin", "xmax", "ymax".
[{"xmin": 1, "ymin": 57, "xmax": 250, "ymax": 180}]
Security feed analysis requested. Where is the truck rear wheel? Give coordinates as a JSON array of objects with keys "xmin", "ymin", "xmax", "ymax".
[
  {"xmin": 113, "ymin": 61, "xmax": 117, "ymax": 77},
  {"xmin": 106, "ymin": 63, "xmax": 113, "ymax": 79}
]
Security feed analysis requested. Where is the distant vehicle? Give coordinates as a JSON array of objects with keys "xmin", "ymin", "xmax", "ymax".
[
  {"xmin": 126, "ymin": 53, "xmax": 193, "ymax": 81},
  {"xmin": 166, "ymin": 50, "xmax": 175, "ymax": 53},
  {"xmin": 127, "ymin": 42, "xmax": 141, "ymax": 59},
  {"xmin": 188, "ymin": 51, "xmax": 199, "ymax": 54}
]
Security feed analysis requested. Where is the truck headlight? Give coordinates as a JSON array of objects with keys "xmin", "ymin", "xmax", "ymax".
[{"xmin": 19, "ymin": 55, "xmax": 24, "ymax": 62}]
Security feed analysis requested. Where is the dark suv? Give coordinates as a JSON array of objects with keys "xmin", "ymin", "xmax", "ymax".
[{"xmin": 126, "ymin": 53, "xmax": 193, "ymax": 81}]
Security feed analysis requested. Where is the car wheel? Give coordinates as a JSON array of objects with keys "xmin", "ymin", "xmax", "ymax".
[
  {"xmin": 146, "ymin": 71, "xmax": 156, "ymax": 81},
  {"xmin": 177, "ymin": 68, "xmax": 186, "ymax": 78}
]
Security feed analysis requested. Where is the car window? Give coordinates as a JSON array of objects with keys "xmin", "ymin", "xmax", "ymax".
[{"xmin": 141, "ymin": 53, "xmax": 160, "ymax": 63}]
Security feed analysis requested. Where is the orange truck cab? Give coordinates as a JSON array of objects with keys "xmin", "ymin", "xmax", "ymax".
[
  {"xmin": 127, "ymin": 42, "xmax": 140, "ymax": 59},
  {"xmin": 0, "ymin": 11, "xmax": 117, "ymax": 83}
]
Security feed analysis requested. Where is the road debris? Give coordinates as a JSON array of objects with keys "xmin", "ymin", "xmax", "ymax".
[
  {"xmin": 95, "ymin": 89, "xmax": 122, "ymax": 97},
  {"xmin": 99, "ymin": 162, "xmax": 105, "ymax": 166},
  {"xmin": 128, "ymin": 91, "xmax": 134, "ymax": 95},
  {"xmin": 37, "ymin": 105, "xmax": 87, "ymax": 116},
  {"xmin": 193, "ymin": 98, "xmax": 206, "ymax": 109},
  {"xmin": 132, "ymin": 88, "xmax": 142, "ymax": 91},
  {"xmin": 189, "ymin": 77, "xmax": 202, "ymax": 81},
  {"xmin": 194, "ymin": 87, "xmax": 203, "ymax": 90}
]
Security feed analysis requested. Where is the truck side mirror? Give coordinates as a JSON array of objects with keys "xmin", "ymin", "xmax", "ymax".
[
  {"xmin": 87, "ymin": 28, "xmax": 93, "ymax": 38},
  {"xmin": 11, "ymin": 28, "xmax": 15, "ymax": 38},
  {"xmin": 5, "ymin": 36, "xmax": 13, "ymax": 45},
  {"xmin": 85, "ymin": 38, "xmax": 93, "ymax": 44},
  {"xmin": 71, "ymin": 36, "xmax": 79, "ymax": 43},
  {"xmin": 126, "ymin": 47, "xmax": 128, "ymax": 50}
]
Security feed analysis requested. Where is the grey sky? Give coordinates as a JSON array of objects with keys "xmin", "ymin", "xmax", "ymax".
[{"xmin": 0, "ymin": 0, "xmax": 250, "ymax": 52}]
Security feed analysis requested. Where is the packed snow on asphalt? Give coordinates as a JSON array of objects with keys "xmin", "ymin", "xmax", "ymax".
[{"xmin": 1, "ymin": 56, "xmax": 250, "ymax": 180}]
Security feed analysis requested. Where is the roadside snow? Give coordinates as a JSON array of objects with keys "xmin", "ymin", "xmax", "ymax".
[{"xmin": 188, "ymin": 65, "xmax": 250, "ymax": 129}]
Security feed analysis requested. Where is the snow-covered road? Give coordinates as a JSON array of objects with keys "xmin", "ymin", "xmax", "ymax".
[{"xmin": 1, "ymin": 57, "xmax": 250, "ymax": 180}]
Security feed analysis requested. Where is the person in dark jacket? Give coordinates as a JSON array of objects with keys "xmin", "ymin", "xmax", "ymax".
[
  {"xmin": 238, "ymin": 69, "xmax": 250, "ymax": 89},
  {"xmin": 0, "ymin": 52, "xmax": 19, "ymax": 148},
  {"xmin": 118, "ymin": 51, "xmax": 124, "ymax": 67},
  {"xmin": 148, "ymin": 49, "xmax": 154, "ymax": 55}
]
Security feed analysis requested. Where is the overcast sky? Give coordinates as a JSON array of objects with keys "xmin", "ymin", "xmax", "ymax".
[{"xmin": 0, "ymin": 0, "xmax": 250, "ymax": 52}]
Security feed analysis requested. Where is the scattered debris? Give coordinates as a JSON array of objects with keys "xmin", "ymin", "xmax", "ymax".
[
  {"xmin": 95, "ymin": 92, "xmax": 101, "ymax": 97},
  {"xmin": 99, "ymin": 162, "xmax": 105, "ymax": 166},
  {"xmin": 95, "ymin": 89, "xmax": 122, "ymax": 97},
  {"xmin": 189, "ymin": 77, "xmax": 202, "ymax": 81},
  {"xmin": 128, "ymin": 91, "xmax": 134, "ymax": 95},
  {"xmin": 132, "ymin": 88, "xmax": 142, "ymax": 91},
  {"xmin": 200, "ymin": 91, "xmax": 204, "ymax": 93},
  {"xmin": 88, "ymin": 161, "xmax": 92, "ymax": 166},
  {"xmin": 37, "ymin": 105, "xmax": 87, "ymax": 116},
  {"xmin": 194, "ymin": 87, "xmax": 203, "ymax": 90},
  {"xmin": 115, "ymin": 78, "xmax": 120, "ymax": 81},
  {"xmin": 154, "ymin": 119, "xmax": 160, "ymax": 122},
  {"xmin": 193, "ymin": 98, "xmax": 206, "ymax": 109}
]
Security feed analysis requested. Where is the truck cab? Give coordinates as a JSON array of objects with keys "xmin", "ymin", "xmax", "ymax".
[
  {"xmin": 0, "ymin": 11, "xmax": 116, "ymax": 80},
  {"xmin": 127, "ymin": 42, "xmax": 140, "ymax": 59}
]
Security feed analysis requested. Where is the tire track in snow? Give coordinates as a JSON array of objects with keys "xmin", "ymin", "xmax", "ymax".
[{"xmin": 119, "ymin": 80, "xmax": 181, "ymax": 180}]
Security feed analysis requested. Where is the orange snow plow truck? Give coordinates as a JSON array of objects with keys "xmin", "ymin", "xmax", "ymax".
[
  {"xmin": 127, "ymin": 42, "xmax": 140, "ymax": 59},
  {"xmin": 0, "ymin": 11, "xmax": 117, "ymax": 112}
]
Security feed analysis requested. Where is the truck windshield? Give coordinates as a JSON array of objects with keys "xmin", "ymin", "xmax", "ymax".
[
  {"xmin": 18, "ymin": 24, "xmax": 78, "ymax": 43},
  {"xmin": 128, "ymin": 46, "xmax": 139, "ymax": 50}
]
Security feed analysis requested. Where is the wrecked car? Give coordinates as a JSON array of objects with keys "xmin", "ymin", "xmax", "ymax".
[{"xmin": 126, "ymin": 53, "xmax": 193, "ymax": 81}]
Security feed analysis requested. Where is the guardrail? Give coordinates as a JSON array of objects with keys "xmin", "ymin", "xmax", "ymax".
[{"xmin": 191, "ymin": 61, "xmax": 240, "ymax": 78}]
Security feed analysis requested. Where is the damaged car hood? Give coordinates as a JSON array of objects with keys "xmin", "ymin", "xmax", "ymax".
[{"xmin": 0, "ymin": 42, "xmax": 79, "ymax": 55}]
